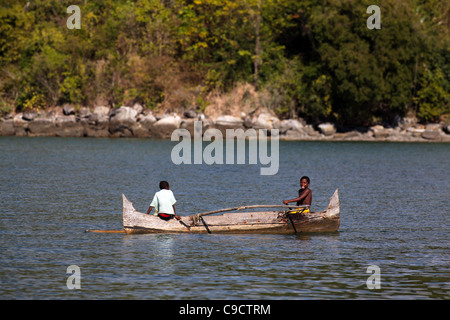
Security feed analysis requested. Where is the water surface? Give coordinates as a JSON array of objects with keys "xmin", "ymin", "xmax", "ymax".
[{"xmin": 0, "ymin": 137, "xmax": 449, "ymax": 299}]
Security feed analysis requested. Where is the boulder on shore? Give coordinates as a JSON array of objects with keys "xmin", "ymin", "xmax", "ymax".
[
  {"xmin": 22, "ymin": 111, "xmax": 38, "ymax": 121},
  {"xmin": 252, "ymin": 113, "xmax": 280, "ymax": 130},
  {"xmin": 421, "ymin": 130, "xmax": 440, "ymax": 140},
  {"xmin": 317, "ymin": 123, "xmax": 336, "ymax": 136},
  {"xmin": 407, "ymin": 127, "xmax": 425, "ymax": 137},
  {"xmin": 279, "ymin": 119, "xmax": 304, "ymax": 134},
  {"xmin": 180, "ymin": 118, "xmax": 210, "ymax": 137},
  {"xmin": 109, "ymin": 106, "xmax": 138, "ymax": 135},
  {"xmin": 77, "ymin": 107, "xmax": 91, "ymax": 119},
  {"xmin": 132, "ymin": 103, "xmax": 144, "ymax": 115},
  {"xmin": 93, "ymin": 106, "xmax": 110, "ymax": 117},
  {"xmin": 63, "ymin": 104, "xmax": 75, "ymax": 116},
  {"xmin": 0, "ymin": 119, "xmax": 15, "ymax": 136},
  {"xmin": 132, "ymin": 112, "xmax": 157, "ymax": 138},
  {"xmin": 183, "ymin": 109, "xmax": 197, "ymax": 119},
  {"xmin": 55, "ymin": 115, "xmax": 85, "ymax": 137},
  {"xmin": 214, "ymin": 115, "xmax": 244, "ymax": 127},
  {"xmin": 370, "ymin": 125, "xmax": 392, "ymax": 139},
  {"xmin": 13, "ymin": 114, "xmax": 28, "ymax": 136},
  {"xmin": 137, "ymin": 113, "xmax": 157, "ymax": 129},
  {"xmin": 213, "ymin": 115, "xmax": 244, "ymax": 135},
  {"xmin": 283, "ymin": 129, "xmax": 308, "ymax": 140},
  {"xmin": 27, "ymin": 117, "xmax": 57, "ymax": 136},
  {"xmin": 152, "ymin": 114, "xmax": 182, "ymax": 139}
]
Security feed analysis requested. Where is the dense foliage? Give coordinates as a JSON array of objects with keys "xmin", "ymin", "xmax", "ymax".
[{"xmin": 0, "ymin": 0, "xmax": 449, "ymax": 125}]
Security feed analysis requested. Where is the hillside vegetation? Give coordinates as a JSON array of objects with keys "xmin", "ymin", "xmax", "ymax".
[{"xmin": 0, "ymin": 0, "xmax": 449, "ymax": 126}]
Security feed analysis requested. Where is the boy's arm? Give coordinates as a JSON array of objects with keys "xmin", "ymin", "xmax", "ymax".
[
  {"xmin": 173, "ymin": 205, "xmax": 181, "ymax": 220},
  {"xmin": 283, "ymin": 197, "xmax": 301, "ymax": 205},
  {"xmin": 147, "ymin": 193, "xmax": 159, "ymax": 215},
  {"xmin": 283, "ymin": 189, "xmax": 310, "ymax": 205}
]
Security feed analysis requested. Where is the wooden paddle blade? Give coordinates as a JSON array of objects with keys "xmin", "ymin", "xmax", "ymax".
[{"xmin": 85, "ymin": 229, "xmax": 126, "ymax": 234}]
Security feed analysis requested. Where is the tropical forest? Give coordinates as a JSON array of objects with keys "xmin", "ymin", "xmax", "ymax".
[{"xmin": 0, "ymin": 0, "xmax": 449, "ymax": 126}]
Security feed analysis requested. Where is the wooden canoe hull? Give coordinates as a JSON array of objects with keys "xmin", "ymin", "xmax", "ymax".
[{"xmin": 123, "ymin": 190, "xmax": 340, "ymax": 235}]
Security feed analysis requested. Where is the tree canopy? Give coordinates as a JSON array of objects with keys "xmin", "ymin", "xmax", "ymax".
[{"xmin": 0, "ymin": 0, "xmax": 449, "ymax": 125}]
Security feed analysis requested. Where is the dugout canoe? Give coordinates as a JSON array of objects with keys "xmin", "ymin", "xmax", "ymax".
[{"xmin": 122, "ymin": 189, "xmax": 340, "ymax": 234}]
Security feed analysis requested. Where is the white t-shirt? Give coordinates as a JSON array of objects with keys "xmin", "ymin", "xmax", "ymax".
[{"xmin": 150, "ymin": 189, "xmax": 176, "ymax": 215}]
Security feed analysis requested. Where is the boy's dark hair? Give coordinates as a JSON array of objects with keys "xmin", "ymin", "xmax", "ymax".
[
  {"xmin": 159, "ymin": 181, "xmax": 169, "ymax": 189},
  {"xmin": 300, "ymin": 176, "xmax": 310, "ymax": 184}
]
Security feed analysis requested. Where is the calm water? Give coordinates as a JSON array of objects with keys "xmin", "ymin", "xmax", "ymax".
[{"xmin": 0, "ymin": 137, "xmax": 449, "ymax": 299}]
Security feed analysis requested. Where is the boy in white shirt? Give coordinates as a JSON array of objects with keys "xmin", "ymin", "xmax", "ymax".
[{"xmin": 146, "ymin": 181, "xmax": 180, "ymax": 220}]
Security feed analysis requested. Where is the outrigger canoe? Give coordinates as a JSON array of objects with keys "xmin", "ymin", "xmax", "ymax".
[{"xmin": 122, "ymin": 189, "xmax": 339, "ymax": 234}]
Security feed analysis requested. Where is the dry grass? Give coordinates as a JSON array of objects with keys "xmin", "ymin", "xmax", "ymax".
[{"xmin": 204, "ymin": 83, "xmax": 277, "ymax": 120}]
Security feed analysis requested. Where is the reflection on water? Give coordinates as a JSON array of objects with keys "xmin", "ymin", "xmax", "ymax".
[{"xmin": 0, "ymin": 137, "xmax": 449, "ymax": 299}]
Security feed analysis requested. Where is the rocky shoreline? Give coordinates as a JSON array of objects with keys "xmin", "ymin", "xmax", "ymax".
[{"xmin": 1, "ymin": 104, "xmax": 449, "ymax": 142}]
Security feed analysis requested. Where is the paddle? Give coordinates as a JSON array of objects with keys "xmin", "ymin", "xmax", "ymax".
[
  {"xmin": 177, "ymin": 218, "xmax": 191, "ymax": 230},
  {"xmin": 85, "ymin": 229, "xmax": 126, "ymax": 234},
  {"xmin": 200, "ymin": 216, "xmax": 211, "ymax": 234},
  {"xmin": 286, "ymin": 211, "xmax": 298, "ymax": 234},
  {"xmin": 284, "ymin": 204, "xmax": 310, "ymax": 234}
]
